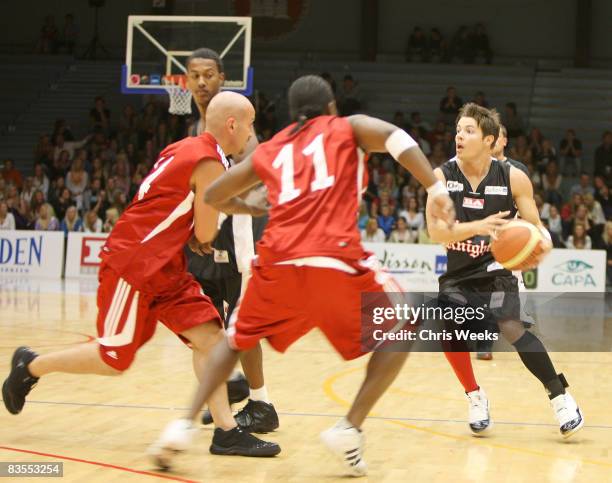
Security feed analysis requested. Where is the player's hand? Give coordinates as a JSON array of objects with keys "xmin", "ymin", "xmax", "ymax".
[
  {"xmin": 188, "ymin": 236, "xmax": 213, "ymax": 256},
  {"xmin": 515, "ymin": 233, "xmax": 553, "ymax": 270},
  {"xmin": 429, "ymin": 193, "xmax": 455, "ymax": 228},
  {"xmin": 474, "ymin": 211, "xmax": 511, "ymax": 239}
]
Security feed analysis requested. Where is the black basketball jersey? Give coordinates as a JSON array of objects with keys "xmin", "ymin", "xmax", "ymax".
[{"xmin": 439, "ymin": 157, "xmax": 515, "ymax": 284}]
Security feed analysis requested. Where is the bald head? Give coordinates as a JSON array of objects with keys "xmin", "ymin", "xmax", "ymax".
[{"xmin": 205, "ymin": 91, "xmax": 255, "ymax": 156}]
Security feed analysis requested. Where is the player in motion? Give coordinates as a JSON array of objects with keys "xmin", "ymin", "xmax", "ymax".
[
  {"xmin": 151, "ymin": 75, "xmax": 456, "ymax": 476},
  {"xmin": 426, "ymin": 102, "xmax": 584, "ymax": 438},
  {"xmin": 2, "ymin": 92, "xmax": 279, "ymax": 457},
  {"xmin": 184, "ymin": 47, "xmax": 278, "ymax": 432}
]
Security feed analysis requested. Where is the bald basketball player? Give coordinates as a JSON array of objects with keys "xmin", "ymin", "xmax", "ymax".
[{"xmin": 3, "ymin": 91, "xmax": 280, "ymax": 457}]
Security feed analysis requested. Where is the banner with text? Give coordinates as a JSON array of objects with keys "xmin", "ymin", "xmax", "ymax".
[
  {"xmin": 65, "ymin": 232, "xmax": 109, "ymax": 278},
  {"xmin": 0, "ymin": 230, "xmax": 64, "ymax": 278}
]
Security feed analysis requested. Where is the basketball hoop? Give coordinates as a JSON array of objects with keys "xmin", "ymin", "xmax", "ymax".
[{"xmin": 164, "ymin": 75, "xmax": 192, "ymax": 115}]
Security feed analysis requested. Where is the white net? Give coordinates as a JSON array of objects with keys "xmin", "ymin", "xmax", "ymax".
[{"xmin": 165, "ymin": 86, "xmax": 193, "ymax": 115}]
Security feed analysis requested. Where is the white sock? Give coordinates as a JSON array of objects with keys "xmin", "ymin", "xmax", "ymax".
[{"xmin": 249, "ymin": 385, "xmax": 270, "ymax": 403}]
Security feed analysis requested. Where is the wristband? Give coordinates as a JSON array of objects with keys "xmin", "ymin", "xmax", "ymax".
[
  {"xmin": 539, "ymin": 225, "xmax": 552, "ymax": 242},
  {"xmin": 426, "ymin": 180, "xmax": 448, "ymax": 198},
  {"xmin": 385, "ymin": 129, "xmax": 418, "ymax": 159}
]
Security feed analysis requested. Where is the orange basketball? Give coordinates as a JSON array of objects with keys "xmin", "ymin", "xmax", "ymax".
[{"xmin": 490, "ymin": 220, "xmax": 544, "ymax": 270}]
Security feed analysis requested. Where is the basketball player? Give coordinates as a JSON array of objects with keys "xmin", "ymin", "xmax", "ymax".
[
  {"xmin": 427, "ymin": 102, "xmax": 584, "ymax": 438},
  {"xmin": 150, "ymin": 75, "xmax": 456, "ymax": 476},
  {"xmin": 2, "ymin": 92, "xmax": 279, "ymax": 457},
  {"xmin": 183, "ymin": 48, "xmax": 278, "ymax": 432}
]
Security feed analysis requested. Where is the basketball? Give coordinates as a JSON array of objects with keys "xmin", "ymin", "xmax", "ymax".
[{"xmin": 490, "ymin": 219, "xmax": 544, "ymax": 270}]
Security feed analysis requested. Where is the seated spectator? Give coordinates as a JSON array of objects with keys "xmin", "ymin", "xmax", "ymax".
[
  {"xmin": 33, "ymin": 163, "xmax": 50, "ymax": 197},
  {"xmin": 568, "ymin": 204, "xmax": 593, "ymax": 240},
  {"xmin": 52, "ymin": 118, "xmax": 74, "ymax": 142},
  {"xmin": 429, "ymin": 28, "xmax": 448, "ymax": 62},
  {"xmin": 2, "ymin": 159, "xmax": 23, "ymax": 189},
  {"xmin": 379, "ymin": 173, "xmax": 399, "ymax": 201},
  {"xmin": 30, "ymin": 190, "xmax": 46, "ymax": 216},
  {"xmin": 20, "ymin": 177, "xmax": 36, "ymax": 205},
  {"xmin": 528, "ymin": 127, "xmax": 544, "ymax": 160},
  {"xmin": 558, "ymin": 129, "xmax": 582, "ymax": 176},
  {"xmin": 110, "ymin": 189, "xmax": 127, "ymax": 216},
  {"xmin": 595, "ymin": 183, "xmax": 612, "ymax": 220},
  {"xmin": 439, "ymin": 86, "xmax": 463, "ymax": 124},
  {"xmin": 377, "ymin": 205, "xmax": 396, "ymax": 238},
  {"xmin": 406, "ymin": 26, "xmax": 428, "ymax": 62},
  {"xmin": 83, "ymin": 210, "xmax": 103, "ymax": 233},
  {"xmin": 427, "ymin": 120, "xmax": 447, "ymax": 147},
  {"xmin": 337, "ymin": 75, "xmax": 363, "ymax": 116},
  {"xmin": 561, "ymin": 193, "xmax": 583, "ymax": 221},
  {"xmin": 594, "ymin": 130, "xmax": 612, "ymax": 181},
  {"xmin": 53, "ymin": 187, "xmax": 75, "ymax": 221},
  {"xmin": 508, "ymin": 135, "xmax": 532, "ymax": 165},
  {"xmin": 541, "ymin": 218, "xmax": 565, "ymax": 248},
  {"xmin": 584, "ymin": 193, "xmax": 606, "ymax": 226},
  {"xmin": 90, "ymin": 96, "xmax": 111, "ymax": 133},
  {"xmin": 570, "ymin": 173, "xmax": 595, "ymax": 198},
  {"xmin": 541, "ymin": 161, "xmax": 563, "ymax": 206},
  {"xmin": 566, "ymin": 223, "xmax": 591, "ymax": 250},
  {"xmin": 66, "ymin": 157, "xmax": 88, "ymax": 210},
  {"xmin": 428, "ymin": 142, "xmax": 447, "ymax": 168},
  {"xmin": 361, "ymin": 217, "xmax": 386, "ymax": 242},
  {"xmin": 409, "ymin": 127, "xmax": 431, "ymax": 156},
  {"xmin": 536, "ymin": 139, "xmax": 557, "ymax": 170},
  {"xmin": 410, "ymin": 111, "xmax": 431, "ymax": 137},
  {"xmin": 53, "ymin": 133, "xmax": 90, "ymax": 162},
  {"xmin": 103, "ymin": 207, "xmax": 120, "ymax": 233},
  {"xmin": 112, "ymin": 154, "xmax": 131, "ymax": 196},
  {"xmin": 399, "ymin": 197, "xmax": 425, "ymax": 233},
  {"xmin": 60, "ymin": 13, "xmax": 79, "ymax": 54},
  {"xmin": 599, "ymin": 221, "xmax": 612, "ymax": 285},
  {"xmin": 38, "ymin": 15, "xmax": 58, "ymax": 54},
  {"xmin": 0, "ymin": 201, "xmax": 15, "ymax": 230},
  {"xmin": 60, "ymin": 206, "xmax": 83, "ymax": 234},
  {"xmin": 450, "ymin": 25, "xmax": 475, "ymax": 63},
  {"xmin": 503, "ymin": 102, "xmax": 524, "ymax": 138},
  {"xmin": 389, "ymin": 217, "xmax": 416, "ymax": 243},
  {"xmin": 473, "ymin": 91, "xmax": 489, "ymax": 108},
  {"xmin": 470, "ymin": 23, "xmax": 493, "ymax": 64},
  {"xmin": 392, "ymin": 111, "xmax": 408, "ymax": 130},
  {"xmin": 35, "ymin": 203, "xmax": 59, "ymax": 231},
  {"xmin": 547, "ymin": 205, "xmax": 563, "ymax": 239}
]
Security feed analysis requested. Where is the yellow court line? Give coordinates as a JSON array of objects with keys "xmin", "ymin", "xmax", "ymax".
[{"xmin": 321, "ymin": 366, "xmax": 612, "ymax": 469}]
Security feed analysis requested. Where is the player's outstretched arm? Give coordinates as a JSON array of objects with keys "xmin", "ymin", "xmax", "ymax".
[
  {"xmin": 347, "ymin": 114, "xmax": 454, "ymax": 227},
  {"xmin": 204, "ymin": 155, "xmax": 265, "ymax": 215},
  {"xmin": 426, "ymin": 168, "xmax": 510, "ymax": 244}
]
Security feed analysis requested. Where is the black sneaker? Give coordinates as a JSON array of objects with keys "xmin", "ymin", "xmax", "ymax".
[
  {"xmin": 209, "ymin": 426, "xmax": 280, "ymax": 457},
  {"xmin": 235, "ymin": 399, "xmax": 280, "ymax": 433},
  {"xmin": 2, "ymin": 347, "xmax": 39, "ymax": 415},
  {"xmin": 201, "ymin": 373, "xmax": 250, "ymax": 425}
]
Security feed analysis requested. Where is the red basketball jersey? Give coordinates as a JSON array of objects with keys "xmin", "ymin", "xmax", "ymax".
[
  {"xmin": 252, "ymin": 115, "xmax": 367, "ymax": 264},
  {"xmin": 101, "ymin": 133, "xmax": 229, "ymax": 292}
]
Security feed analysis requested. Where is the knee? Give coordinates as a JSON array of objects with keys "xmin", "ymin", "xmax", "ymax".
[
  {"xmin": 498, "ymin": 320, "xmax": 525, "ymax": 344},
  {"xmin": 183, "ymin": 323, "xmax": 225, "ymax": 353}
]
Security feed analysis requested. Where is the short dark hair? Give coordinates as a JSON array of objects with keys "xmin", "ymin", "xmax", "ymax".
[
  {"xmin": 186, "ymin": 48, "xmax": 224, "ymax": 73},
  {"xmin": 457, "ymin": 102, "xmax": 501, "ymax": 148},
  {"xmin": 288, "ymin": 75, "xmax": 334, "ymax": 123}
]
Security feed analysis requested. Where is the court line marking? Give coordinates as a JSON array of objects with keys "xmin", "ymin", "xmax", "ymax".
[
  {"xmin": 2, "ymin": 398, "xmax": 611, "ymax": 430},
  {"xmin": 0, "ymin": 446, "xmax": 200, "ymax": 482},
  {"xmin": 321, "ymin": 365, "xmax": 612, "ymax": 469}
]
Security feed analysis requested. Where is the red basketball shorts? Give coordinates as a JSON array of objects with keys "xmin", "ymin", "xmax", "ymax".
[
  {"xmin": 227, "ymin": 255, "xmax": 404, "ymax": 361},
  {"xmin": 96, "ymin": 263, "xmax": 222, "ymax": 371}
]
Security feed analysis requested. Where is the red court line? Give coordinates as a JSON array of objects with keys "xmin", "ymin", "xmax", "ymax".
[{"xmin": 0, "ymin": 446, "xmax": 200, "ymax": 483}]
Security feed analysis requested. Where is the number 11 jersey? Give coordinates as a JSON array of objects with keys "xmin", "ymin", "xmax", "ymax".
[{"xmin": 252, "ymin": 115, "xmax": 367, "ymax": 265}]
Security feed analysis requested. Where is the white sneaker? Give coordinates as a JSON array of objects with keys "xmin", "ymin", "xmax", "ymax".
[
  {"xmin": 148, "ymin": 419, "xmax": 198, "ymax": 470},
  {"xmin": 466, "ymin": 387, "xmax": 492, "ymax": 435},
  {"xmin": 320, "ymin": 418, "xmax": 367, "ymax": 477},
  {"xmin": 551, "ymin": 392, "xmax": 584, "ymax": 439}
]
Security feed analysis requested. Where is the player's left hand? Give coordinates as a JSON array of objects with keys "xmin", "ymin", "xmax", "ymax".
[
  {"xmin": 514, "ymin": 237, "xmax": 552, "ymax": 271},
  {"xmin": 188, "ymin": 236, "xmax": 214, "ymax": 256},
  {"xmin": 430, "ymin": 193, "xmax": 455, "ymax": 228}
]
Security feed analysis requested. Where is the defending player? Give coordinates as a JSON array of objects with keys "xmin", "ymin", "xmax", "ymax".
[
  {"xmin": 184, "ymin": 48, "xmax": 278, "ymax": 432},
  {"xmin": 427, "ymin": 102, "xmax": 584, "ymax": 438},
  {"xmin": 150, "ymin": 75, "xmax": 456, "ymax": 476},
  {"xmin": 2, "ymin": 92, "xmax": 279, "ymax": 457}
]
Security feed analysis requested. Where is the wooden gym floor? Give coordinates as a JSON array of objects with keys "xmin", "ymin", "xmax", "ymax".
[{"xmin": 1, "ymin": 279, "xmax": 611, "ymax": 482}]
